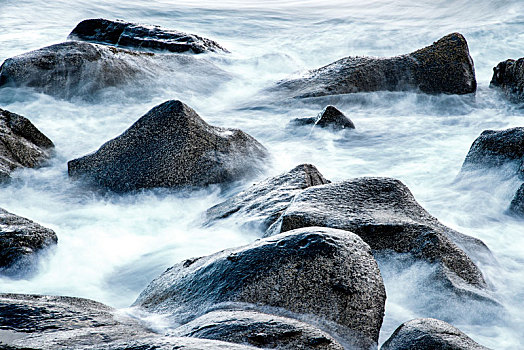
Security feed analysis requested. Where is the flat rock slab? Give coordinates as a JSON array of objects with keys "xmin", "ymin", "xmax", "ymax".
[
  {"xmin": 490, "ymin": 58, "xmax": 524, "ymax": 102},
  {"xmin": 68, "ymin": 100, "xmax": 268, "ymax": 193},
  {"xmin": 274, "ymin": 33, "xmax": 476, "ymax": 97},
  {"xmin": 290, "ymin": 106, "xmax": 355, "ymax": 130},
  {"xmin": 69, "ymin": 18, "xmax": 229, "ymax": 54}
]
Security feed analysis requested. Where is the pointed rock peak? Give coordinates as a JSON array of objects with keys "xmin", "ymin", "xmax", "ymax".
[{"xmin": 315, "ymin": 105, "xmax": 355, "ymax": 129}]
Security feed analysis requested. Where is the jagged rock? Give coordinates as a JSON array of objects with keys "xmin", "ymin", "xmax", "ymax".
[
  {"xmin": 0, "ymin": 108, "xmax": 54, "ymax": 181},
  {"xmin": 0, "ymin": 209, "xmax": 57, "ymax": 275},
  {"xmin": 0, "ymin": 294, "xmax": 255, "ymax": 350},
  {"xmin": 290, "ymin": 106, "xmax": 355, "ymax": 130},
  {"xmin": 268, "ymin": 178, "xmax": 493, "ymax": 298},
  {"xmin": 68, "ymin": 100, "xmax": 268, "ymax": 192},
  {"xmin": 171, "ymin": 309, "xmax": 344, "ymax": 349},
  {"xmin": 68, "ymin": 18, "xmax": 228, "ymax": 54},
  {"xmin": 274, "ymin": 33, "xmax": 476, "ymax": 98},
  {"xmin": 490, "ymin": 58, "xmax": 524, "ymax": 102},
  {"xmin": 204, "ymin": 164, "xmax": 329, "ymax": 231},
  {"xmin": 134, "ymin": 227, "xmax": 386, "ymax": 349},
  {"xmin": 381, "ymin": 318, "xmax": 490, "ymax": 350},
  {"xmin": 509, "ymin": 183, "xmax": 524, "ymax": 216}
]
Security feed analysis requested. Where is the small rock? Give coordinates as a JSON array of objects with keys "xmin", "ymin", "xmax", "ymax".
[
  {"xmin": 490, "ymin": 58, "xmax": 524, "ymax": 102},
  {"xmin": 290, "ymin": 106, "xmax": 355, "ymax": 130},
  {"xmin": 509, "ymin": 183, "xmax": 524, "ymax": 216}
]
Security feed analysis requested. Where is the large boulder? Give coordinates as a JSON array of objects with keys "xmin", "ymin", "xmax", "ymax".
[
  {"xmin": 0, "ymin": 108, "xmax": 54, "ymax": 181},
  {"xmin": 381, "ymin": 318, "xmax": 490, "ymax": 350},
  {"xmin": 290, "ymin": 106, "xmax": 355, "ymax": 130},
  {"xmin": 274, "ymin": 33, "xmax": 476, "ymax": 98},
  {"xmin": 490, "ymin": 58, "xmax": 524, "ymax": 102},
  {"xmin": 134, "ymin": 227, "xmax": 386, "ymax": 349},
  {"xmin": 172, "ymin": 309, "xmax": 344, "ymax": 349},
  {"xmin": 509, "ymin": 183, "xmax": 524, "ymax": 216},
  {"xmin": 204, "ymin": 164, "xmax": 329, "ymax": 231},
  {"xmin": 0, "ymin": 209, "xmax": 57, "ymax": 276},
  {"xmin": 68, "ymin": 18, "xmax": 229, "ymax": 54},
  {"xmin": 68, "ymin": 100, "xmax": 268, "ymax": 193},
  {"xmin": 267, "ymin": 178, "xmax": 492, "ymax": 297}
]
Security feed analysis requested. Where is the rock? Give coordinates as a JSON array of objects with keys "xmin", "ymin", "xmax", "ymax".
[
  {"xmin": 68, "ymin": 18, "xmax": 229, "ymax": 54},
  {"xmin": 204, "ymin": 164, "xmax": 329, "ymax": 231},
  {"xmin": 0, "ymin": 108, "xmax": 54, "ymax": 181},
  {"xmin": 68, "ymin": 100, "xmax": 268, "ymax": 193},
  {"xmin": 460, "ymin": 127, "xmax": 524, "ymax": 178},
  {"xmin": 509, "ymin": 183, "xmax": 524, "ymax": 216},
  {"xmin": 490, "ymin": 58, "xmax": 524, "ymax": 102},
  {"xmin": 0, "ymin": 293, "xmax": 255, "ymax": 350},
  {"xmin": 134, "ymin": 227, "xmax": 386, "ymax": 349},
  {"xmin": 172, "ymin": 309, "xmax": 344, "ymax": 349},
  {"xmin": 381, "ymin": 318, "xmax": 490, "ymax": 350},
  {"xmin": 0, "ymin": 209, "xmax": 57, "ymax": 276},
  {"xmin": 290, "ymin": 106, "xmax": 355, "ymax": 130},
  {"xmin": 268, "ymin": 178, "xmax": 492, "ymax": 296},
  {"xmin": 274, "ymin": 33, "xmax": 476, "ymax": 98}
]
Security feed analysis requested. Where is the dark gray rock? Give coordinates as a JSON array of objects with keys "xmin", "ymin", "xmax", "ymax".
[
  {"xmin": 274, "ymin": 33, "xmax": 476, "ymax": 98},
  {"xmin": 290, "ymin": 106, "xmax": 355, "ymax": 130},
  {"xmin": 268, "ymin": 178, "xmax": 493, "ymax": 297},
  {"xmin": 68, "ymin": 100, "xmax": 268, "ymax": 193},
  {"xmin": 134, "ymin": 227, "xmax": 386, "ymax": 349},
  {"xmin": 509, "ymin": 183, "xmax": 524, "ymax": 216},
  {"xmin": 381, "ymin": 318, "xmax": 490, "ymax": 350},
  {"xmin": 171, "ymin": 309, "xmax": 344, "ymax": 349},
  {"xmin": 490, "ymin": 58, "xmax": 524, "ymax": 102},
  {"xmin": 68, "ymin": 18, "xmax": 229, "ymax": 54},
  {"xmin": 0, "ymin": 108, "xmax": 54, "ymax": 181},
  {"xmin": 0, "ymin": 209, "xmax": 57, "ymax": 276},
  {"xmin": 204, "ymin": 164, "xmax": 329, "ymax": 231}
]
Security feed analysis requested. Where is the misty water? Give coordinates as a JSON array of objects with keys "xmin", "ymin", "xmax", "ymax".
[{"xmin": 0, "ymin": 0, "xmax": 523, "ymax": 348}]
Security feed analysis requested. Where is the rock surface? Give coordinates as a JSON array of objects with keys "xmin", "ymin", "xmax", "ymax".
[
  {"xmin": 490, "ymin": 58, "xmax": 524, "ymax": 102},
  {"xmin": 134, "ymin": 227, "xmax": 386, "ymax": 348},
  {"xmin": 274, "ymin": 33, "xmax": 476, "ymax": 97},
  {"xmin": 290, "ymin": 106, "xmax": 355, "ymax": 130},
  {"xmin": 509, "ymin": 183, "xmax": 524, "ymax": 216},
  {"xmin": 0, "ymin": 209, "xmax": 57, "ymax": 275},
  {"xmin": 68, "ymin": 100, "xmax": 268, "ymax": 192},
  {"xmin": 381, "ymin": 318, "xmax": 490, "ymax": 350},
  {"xmin": 204, "ymin": 164, "xmax": 329, "ymax": 231},
  {"xmin": 172, "ymin": 309, "xmax": 344, "ymax": 349},
  {"xmin": 68, "ymin": 18, "xmax": 228, "ymax": 54},
  {"xmin": 268, "ymin": 178, "xmax": 492, "ymax": 295},
  {"xmin": 0, "ymin": 108, "xmax": 54, "ymax": 181}
]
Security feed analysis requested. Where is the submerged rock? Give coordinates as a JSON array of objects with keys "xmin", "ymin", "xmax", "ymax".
[
  {"xmin": 68, "ymin": 100, "xmax": 268, "ymax": 193},
  {"xmin": 69, "ymin": 18, "xmax": 229, "ymax": 54},
  {"xmin": 0, "ymin": 108, "xmax": 54, "ymax": 181},
  {"xmin": 274, "ymin": 33, "xmax": 476, "ymax": 98},
  {"xmin": 381, "ymin": 318, "xmax": 490, "ymax": 350},
  {"xmin": 172, "ymin": 309, "xmax": 344, "ymax": 350},
  {"xmin": 268, "ymin": 178, "xmax": 492, "ymax": 297},
  {"xmin": 509, "ymin": 183, "xmax": 524, "ymax": 216},
  {"xmin": 0, "ymin": 209, "xmax": 57, "ymax": 275},
  {"xmin": 290, "ymin": 106, "xmax": 355, "ymax": 130},
  {"xmin": 490, "ymin": 58, "xmax": 524, "ymax": 102},
  {"xmin": 134, "ymin": 227, "xmax": 386, "ymax": 349},
  {"xmin": 204, "ymin": 164, "xmax": 329, "ymax": 231}
]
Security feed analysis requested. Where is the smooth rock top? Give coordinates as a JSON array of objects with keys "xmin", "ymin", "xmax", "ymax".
[
  {"xmin": 290, "ymin": 106, "xmax": 355, "ymax": 130},
  {"xmin": 0, "ymin": 108, "xmax": 54, "ymax": 181},
  {"xmin": 69, "ymin": 18, "xmax": 229, "ymax": 54},
  {"xmin": 0, "ymin": 208, "xmax": 57, "ymax": 275},
  {"xmin": 490, "ymin": 58, "xmax": 524, "ymax": 102},
  {"xmin": 134, "ymin": 227, "xmax": 386, "ymax": 348},
  {"xmin": 275, "ymin": 33, "xmax": 476, "ymax": 97},
  {"xmin": 68, "ymin": 100, "xmax": 268, "ymax": 192},
  {"xmin": 204, "ymin": 164, "xmax": 330, "ymax": 231},
  {"xmin": 381, "ymin": 318, "xmax": 490, "ymax": 350}
]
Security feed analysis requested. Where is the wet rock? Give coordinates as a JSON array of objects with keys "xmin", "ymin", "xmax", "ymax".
[
  {"xmin": 0, "ymin": 209, "xmax": 57, "ymax": 275},
  {"xmin": 68, "ymin": 100, "xmax": 268, "ymax": 193},
  {"xmin": 172, "ymin": 309, "xmax": 344, "ymax": 349},
  {"xmin": 80, "ymin": 337, "xmax": 258, "ymax": 350},
  {"xmin": 134, "ymin": 227, "xmax": 386, "ymax": 349},
  {"xmin": 490, "ymin": 58, "xmax": 524, "ymax": 102},
  {"xmin": 275, "ymin": 33, "xmax": 476, "ymax": 97},
  {"xmin": 509, "ymin": 183, "xmax": 524, "ymax": 216},
  {"xmin": 381, "ymin": 318, "xmax": 490, "ymax": 350},
  {"xmin": 269, "ymin": 178, "xmax": 492, "ymax": 297},
  {"xmin": 69, "ymin": 18, "xmax": 229, "ymax": 54},
  {"xmin": 204, "ymin": 164, "xmax": 329, "ymax": 231},
  {"xmin": 0, "ymin": 108, "xmax": 54, "ymax": 181},
  {"xmin": 290, "ymin": 106, "xmax": 355, "ymax": 130}
]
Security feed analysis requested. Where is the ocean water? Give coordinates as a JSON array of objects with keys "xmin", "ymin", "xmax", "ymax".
[{"xmin": 0, "ymin": 0, "xmax": 523, "ymax": 348}]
